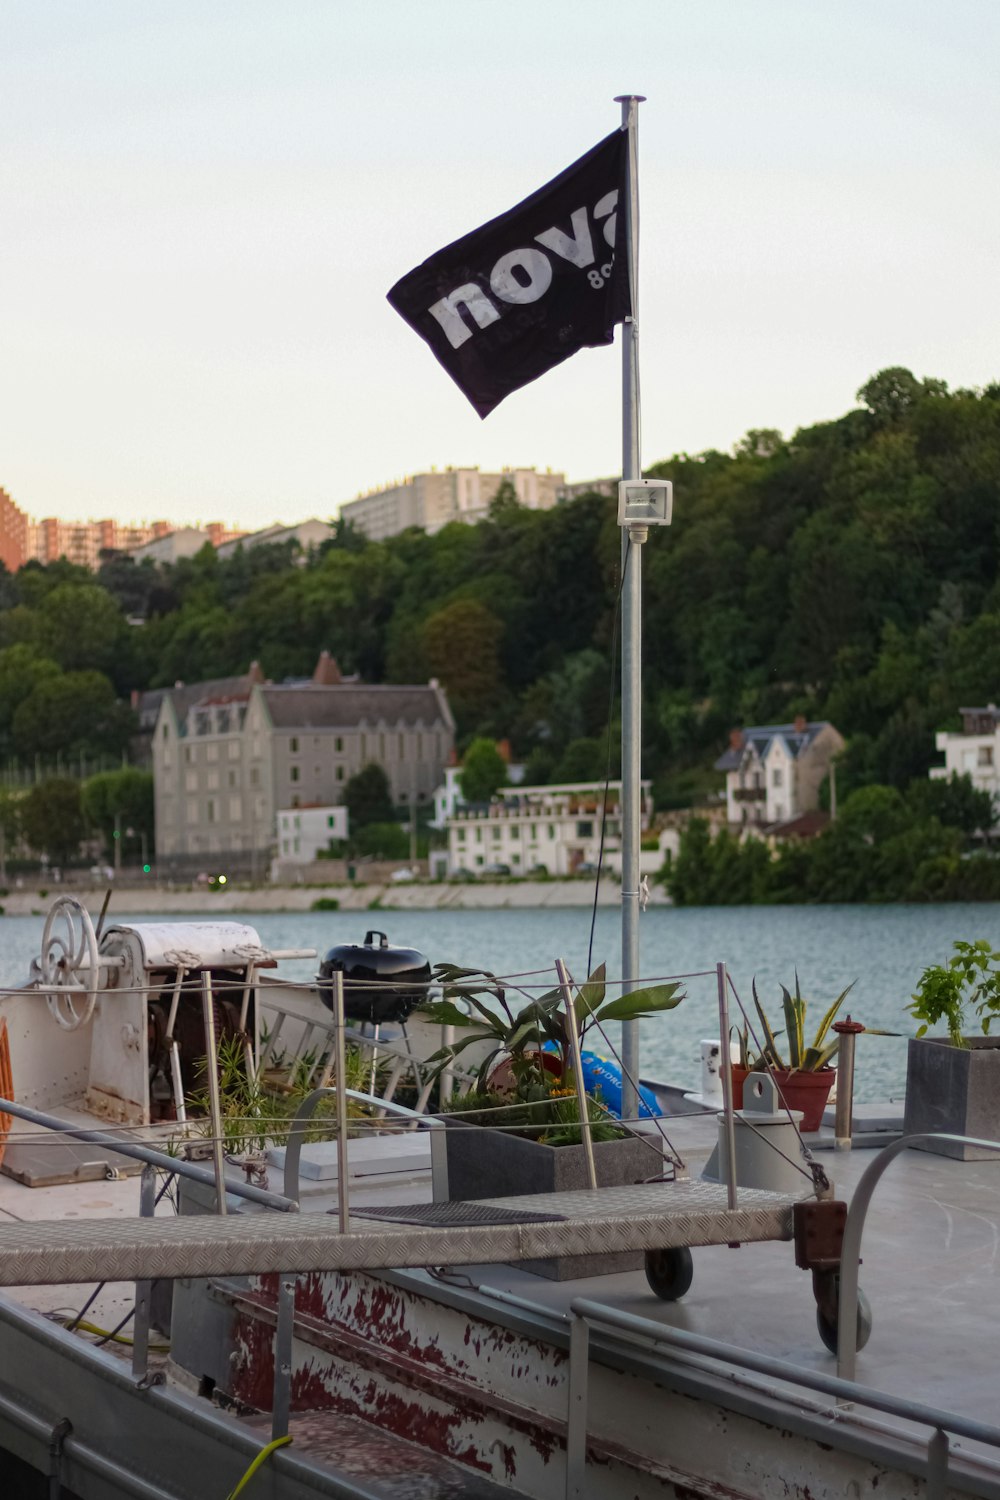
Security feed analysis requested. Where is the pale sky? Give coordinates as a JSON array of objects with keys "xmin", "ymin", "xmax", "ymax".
[{"xmin": 2, "ymin": 1, "xmax": 998, "ymax": 529}]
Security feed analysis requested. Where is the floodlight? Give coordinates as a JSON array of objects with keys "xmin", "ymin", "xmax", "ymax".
[{"xmin": 617, "ymin": 479, "xmax": 673, "ymax": 530}]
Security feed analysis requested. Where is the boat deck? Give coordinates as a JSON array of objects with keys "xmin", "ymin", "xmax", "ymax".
[{"xmin": 1, "ymin": 1106, "xmax": 999, "ymax": 1498}]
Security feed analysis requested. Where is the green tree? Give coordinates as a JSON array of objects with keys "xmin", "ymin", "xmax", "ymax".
[
  {"xmin": 21, "ymin": 778, "xmax": 87, "ymax": 865},
  {"xmin": 81, "ymin": 768, "xmax": 154, "ymax": 858},
  {"xmin": 12, "ymin": 671, "xmax": 134, "ymax": 761},
  {"xmin": 459, "ymin": 739, "xmax": 508, "ymax": 804},
  {"xmin": 343, "ymin": 763, "xmax": 395, "ymax": 829},
  {"xmin": 422, "ymin": 599, "xmax": 505, "ymax": 730}
]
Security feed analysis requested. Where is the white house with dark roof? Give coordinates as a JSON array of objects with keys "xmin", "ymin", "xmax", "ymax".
[
  {"xmin": 152, "ymin": 653, "xmax": 454, "ymax": 869},
  {"xmin": 715, "ymin": 718, "xmax": 844, "ymax": 829}
]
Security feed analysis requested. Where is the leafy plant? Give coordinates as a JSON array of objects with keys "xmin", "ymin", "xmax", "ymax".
[
  {"xmin": 908, "ymin": 939, "xmax": 1000, "ymax": 1047},
  {"xmin": 735, "ymin": 973, "xmax": 856, "ymax": 1073},
  {"xmin": 421, "ymin": 960, "xmax": 684, "ymax": 1100}
]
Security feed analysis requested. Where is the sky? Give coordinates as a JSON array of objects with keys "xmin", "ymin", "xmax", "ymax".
[{"xmin": 1, "ymin": 1, "xmax": 998, "ymax": 530}]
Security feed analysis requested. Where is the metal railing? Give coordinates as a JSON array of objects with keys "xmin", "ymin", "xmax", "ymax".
[
  {"xmin": 566, "ymin": 1297, "xmax": 1000, "ymax": 1500},
  {"xmin": 837, "ymin": 1132, "xmax": 1000, "ymax": 1381}
]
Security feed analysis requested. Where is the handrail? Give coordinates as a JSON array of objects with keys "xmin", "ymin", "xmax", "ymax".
[
  {"xmin": 0, "ymin": 1096, "xmax": 298, "ymax": 1213},
  {"xmin": 567, "ymin": 1296, "xmax": 1000, "ymax": 1500},
  {"xmin": 837, "ymin": 1132, "xmax": 1000, "ymax": 1382},
  {"xmin": 280, "ymin": 1086, "xmax": 440, "ymax": 1206}
]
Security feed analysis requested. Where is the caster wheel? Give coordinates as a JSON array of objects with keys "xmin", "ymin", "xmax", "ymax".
[
  {"xmin": 816, "ymin": 1284, "xmax": 872, "ymax": 1354},
  {"xmin": 644, "ymin": 1246, "xmax": 694, "ymax": 1302}
]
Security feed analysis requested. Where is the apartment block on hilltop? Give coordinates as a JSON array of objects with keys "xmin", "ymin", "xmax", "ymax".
[
  {"xmin": 152, "ymin": 655, "xmax": 454, "ymax": 870},
  {"xmin": 339, "ymin": 467, "xmax": 565, "ymax": 542},
  {"xmin": 715, "ymin": 719, "xmax": 844, "ymax": 830}
]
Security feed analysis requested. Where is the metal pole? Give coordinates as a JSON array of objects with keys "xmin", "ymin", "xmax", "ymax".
[
  {"xmin": 131, "ymin": 1164, "xmax": 156, "ymax": 1381},
  {"xmin": 556, "ymin": 958, "xmax": 597, "ymax": 1190},
  {"xmin": 271, "ymin": 1275, "xmax": 295, "ymax": 1441},
  {"xmin": 200, "ymin": 971, "xmax": 228, "ymax": 1216},
  {"xmin": 565, "ymin": 1314, "xmax": 591, "ymax": 1498},
  {"xmin": 832, "ymin": 1017, "xmax": 864, "ymax": 1151},
  {"xmin": 615, "ymin": 92, "xmax": 645, "ymax": 1126},
  {"xmin": 332, "ymin": 970, "xmax": 350, "ymax": 1234},
  {"xmin": 716, "ymin": 963, "xmax": 738, "ymax": 1210}
]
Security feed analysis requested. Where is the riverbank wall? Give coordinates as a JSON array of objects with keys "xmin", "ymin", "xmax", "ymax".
[{"xmin": 0, "ymin": 879, "xmax": 671, "ymax": 917}]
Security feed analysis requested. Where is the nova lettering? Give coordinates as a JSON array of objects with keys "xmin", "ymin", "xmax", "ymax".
[{"xmin": 428, "ymin": 192, "xmax": 619, "ymax": 350}]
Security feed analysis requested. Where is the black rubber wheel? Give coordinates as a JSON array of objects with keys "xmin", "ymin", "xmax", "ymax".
[
  {"xmin": 816, "ymin": 1285, "xmax": 873, "ymax": 1354},
  {"xmin": 644, "ymin": 1246, "xmax": 694, "ymax": 1302}
]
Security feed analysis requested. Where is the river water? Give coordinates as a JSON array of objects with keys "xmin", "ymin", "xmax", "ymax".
[{"xmin": 4, "ymin": 901, "xmax": 998, "ymax": 1104}]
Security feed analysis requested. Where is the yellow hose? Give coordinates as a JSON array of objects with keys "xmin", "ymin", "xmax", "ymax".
[{"xmin": 226, "ymin": 1435, "xmax": 292, "ymax": 1498}]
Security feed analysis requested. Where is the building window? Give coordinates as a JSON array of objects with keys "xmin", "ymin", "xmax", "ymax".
[
  {"xmin": 979, "ymin": 746, "xmax": 994, "ymax": 767},
  {"xmin": 399, "ymin": 733, "xmax": 405, "ymax": 757},
  {"xmin": 228, "ymin": 770, "xmax": 238, "ymax": 788},
  {"xmin": 207, "ymin": 744, "xmax": 218, "ymax": 762},
  {"xmin": 228, "ymin": 741, "xmax": 240, "ymax": 760},
  {"xmin": 185, "ymin": 771, "xmax": 197, "ymax": 792},
  {"xmin": 576, "ymin": 820, "xmax": 593, "ymax": 837},
  {"xmin": 290, "ymin": 737, "xmax": 299, "ymax": 753},
  {"xmin": 206, "ymin": 799, "xmax": 215, "ymax": 823},
  {"xmin": 336, "ymin": 765, "xmax": 344, "ymax": 782},
  {"xmin": 207, "ymin": 770, "xmax": 219, "ymax": 790},
  {"xmin": 229, "ymin": 797, "xmax": 242, "ymax": 821},
  {"xmin": 335, "ymin": 736, "xmax": 343, "ymax": 753},
  {"xmin": 290, "ymin": 766, "xmax": 300, "ymax": 783},
  {"xmin": 250, "ymin": 767, "xmax": 260, "ymax": 786},
  {"xmin": 772, "ymin": 768, "xmax": 783, "ymax": 788},
  {"xmin": 185, "ymin": 746, "xmax": 193, "ymax": 765},
  {"xmin": 327, "ymin": 815, "xmax": 335, "ymax": 828},
  {"xmin": 379, "ymin": 733, "xmax": 386, "ymax": 757},
  {"xmin": 547, "ymin": 824, "xmax": 555, "ymax": 840},
  {"xmin": 457, "ymin": 827, "xmax": 466, "ymax": 842},
  {"xmin": 162, "ymin": 724, "xmax": 169, "ymax": 741}
]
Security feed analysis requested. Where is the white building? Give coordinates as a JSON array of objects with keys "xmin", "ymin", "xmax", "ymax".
[
  {"xmin": 715, "ymin": 719, "xmax": 844, "ymax": 829},
  {"xmin": 930, "ymin": 705, "xmax": 1000, "ymax": 814},
  {"xmin": 275, "ymin": 804, "xmax": 349, "ymax": 863},
  {"xmin": 430, "ymin": 756, "xmax": 525, "ymax": 829},
  {"xmin": 340, "ymin": 467, "xmax": 565, "ymax": 542},
  {"xmin": 215, "ymin": 519, "xmax": 332, "ymax": 560},
  {"xmin": 446, "ymin": 781, "xmax": 653, "ymax": 876}
]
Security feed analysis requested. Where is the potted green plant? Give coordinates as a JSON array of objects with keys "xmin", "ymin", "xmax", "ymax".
[
  {"xmin": 903, "ymin": 939, "xmax": 1000, "ymax": 1160},
  {"xmin": 420, "ymin": 962, "xmax": 684, "ymax": 1278},
  {"xmin": 732, "ymin": 975, "xmax": 855, "ymax": 1133}
]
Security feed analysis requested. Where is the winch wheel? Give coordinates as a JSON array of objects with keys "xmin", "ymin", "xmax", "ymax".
[{"xmin": 40, "ymin": 897, "xmax": 100, "ymax": 1031}]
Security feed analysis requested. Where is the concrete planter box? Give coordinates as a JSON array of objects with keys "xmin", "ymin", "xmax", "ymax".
[
  {"xmin": 432, "ymin": 1123, "xmax": 661, "ymax": 1279},
  {"xmin": 903, "ymin": 1036, "xmax": 1000, "ymax": 1161}
]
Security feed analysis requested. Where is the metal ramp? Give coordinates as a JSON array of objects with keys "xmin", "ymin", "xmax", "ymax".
[{"xmin": 0, "ymin": 1181, "xmax": 795, "ymax": 1285}]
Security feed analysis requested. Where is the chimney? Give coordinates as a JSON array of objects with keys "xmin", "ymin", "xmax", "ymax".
[
  {"xmin": 247, "ymin": 660, "xmax": 265, "ymax": 684},
  {"xmin": 729, "ymin": 729, "xmax": 744, "ymax": 751},
  {"xmin": 496, "ymin": 738, "xmax": 511, "ymax": 763},
  {"xmin": 313, "ymin": 650, "xmax": 342, "ymax": 686},
  {"xmin": 793, "ymin": 715, "xmax": 807, "ymax": 733}
]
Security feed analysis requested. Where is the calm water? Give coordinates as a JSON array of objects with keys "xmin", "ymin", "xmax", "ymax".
[{"xmin": 5, "ymin": 901, "xmax": 998, "ymax": 1104}]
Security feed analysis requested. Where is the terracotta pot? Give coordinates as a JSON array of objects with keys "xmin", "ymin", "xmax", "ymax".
[{"xmin": 731, "ymin": 1064, "xmax": 835, "ymax": 1133}]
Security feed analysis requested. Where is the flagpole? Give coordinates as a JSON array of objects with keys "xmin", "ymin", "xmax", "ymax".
[{"xmin": 615, "ymin": 93, "xmax": 645, "ymax": 1124}]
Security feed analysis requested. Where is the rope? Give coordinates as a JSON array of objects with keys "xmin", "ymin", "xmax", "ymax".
[{"xmin": 224, "ymin": 1435, "xmax": 292, "ymax": 1499}]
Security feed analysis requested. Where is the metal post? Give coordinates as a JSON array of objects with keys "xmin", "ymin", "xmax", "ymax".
[
  {"xmin": 271, "ymin": 1275, "xmax": 295, "ymax": 1442},
  {"xmin": 615, "ymin": 91, "xmax": 645, "ymax": 1126},
  {"xmin": 926, "ymin": 1426, "xmax": 949, "ymax": 1500},
  {"xmin": 565, "ymin": 1313, "xmax": 591, "ymax": 1498},
  {"xmin": 556, "ymin": 959, "xmax": 597, "ymax": 1190},
  {"xmin": 332, "ymin": 970, "xmax": 350, "ymax": 1234},
  {"xmin": 832, "ymin": 1017, "xmax": 864, "ymax": 1151},
  {"xmin": 199, "ymin": 971, "xmax": 228, "ymax": 1216},
  {"xmin": 131, "ymin": 1164, "xmax": 156, "ymax": 1381},
  {"xmin": 716, "ymin": 963, "xmax": 738, "ymax": 1210}
]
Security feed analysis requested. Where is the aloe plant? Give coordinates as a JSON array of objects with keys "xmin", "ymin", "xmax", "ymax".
[{"xmin": 736, "ymin": 973, "xmax": 855, "ymax": 1073}]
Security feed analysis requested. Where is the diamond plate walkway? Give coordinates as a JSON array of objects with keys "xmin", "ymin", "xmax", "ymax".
[{"xmin": 0, "ymin": 1181, "xmax": 796, "ymax": 1285}]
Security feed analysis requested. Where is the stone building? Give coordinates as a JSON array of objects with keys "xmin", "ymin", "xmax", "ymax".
[{"xmin": 152, "ymin": 655, "xmax": 454, "ymax": 872}]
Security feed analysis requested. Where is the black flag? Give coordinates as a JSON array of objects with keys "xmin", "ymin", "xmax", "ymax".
[{"xmin": 388, "ymin": 131, "xmax": 631, "ymax": 418}]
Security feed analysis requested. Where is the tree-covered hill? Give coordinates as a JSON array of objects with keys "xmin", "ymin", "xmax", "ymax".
[{"xmin": 3, "ymin": 367, "xmax": 1000, "ymax": 807}]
